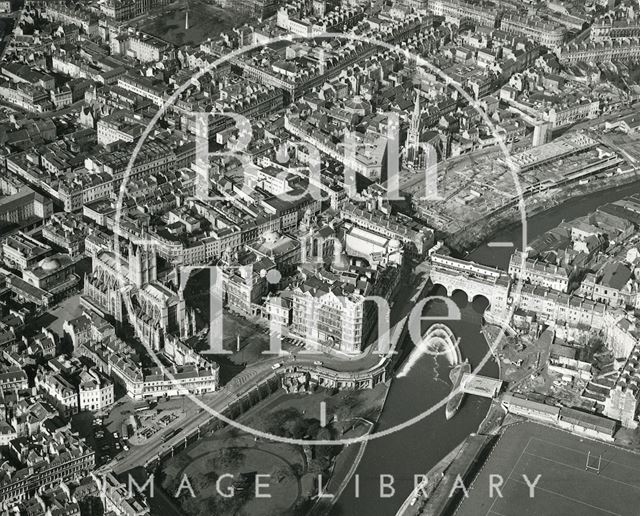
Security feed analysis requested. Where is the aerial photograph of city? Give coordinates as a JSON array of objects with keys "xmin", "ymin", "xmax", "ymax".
[{"xmin": 3, "ymin": 0, "xmax": 640, "ymax": 515}]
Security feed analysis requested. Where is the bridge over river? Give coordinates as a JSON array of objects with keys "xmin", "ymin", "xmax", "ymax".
[
  {"xmin": 460, "ymin": 373, "xmax": 503, "ymax": 398},
  {"xmin": 429, "ymin": 253, "xmax": 511, "ymax": 311}
]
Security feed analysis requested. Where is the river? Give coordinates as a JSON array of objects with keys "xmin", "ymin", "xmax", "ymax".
[{"xmin": 330, "ymin": 181, "xmax": 640, "ymax": 516}]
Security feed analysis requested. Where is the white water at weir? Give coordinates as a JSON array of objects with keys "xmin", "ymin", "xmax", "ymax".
[
  {"xmin": 396, "ymin": 323, "xmax": 462, "ymax": 378},
  {"xmin": 335, "ymin": 186, "xmax": 640, "ymax": 516}
]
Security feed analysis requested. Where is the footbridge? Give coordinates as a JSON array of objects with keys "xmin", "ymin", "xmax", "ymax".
[
  {"xmin": 460, "ymin": 373, "xmax": 503, "ymax": 398},
  {"xmin": 429, "ymin": 253, "xmax": 511, "ymax": 310}
]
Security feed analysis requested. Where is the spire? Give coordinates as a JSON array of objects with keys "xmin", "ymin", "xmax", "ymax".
[
  {"xmin": 406, "ymin": 91, "xmax": 422, "ymax": 165},
  {"xmin": 410, "ymin": 91, "xmax": 421, "ymax": 135}
]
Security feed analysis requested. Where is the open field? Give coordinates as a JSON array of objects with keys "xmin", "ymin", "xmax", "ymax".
[{"xmin": 456, "ymin": 422, "xmax": 640, "ymax": 516}]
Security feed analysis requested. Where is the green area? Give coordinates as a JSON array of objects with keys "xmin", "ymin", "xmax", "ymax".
[
  {"xmin": 141, "ymin": 0, "xmax": 242, "ymax": 47},
  {"xmin": 161, "ymin": 440, "xmax": 304, "ymax": 515},
  {"xmin": 158, "ymin": 386, "xmax": 387, "ymax": 516},
  {"xmin": 456, "ymin": 422, "xmax": 640, "ymax": 516}
]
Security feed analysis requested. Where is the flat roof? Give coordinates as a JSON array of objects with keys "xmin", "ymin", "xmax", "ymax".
[
  {"xmin": 461, "ymin": 373, "xmax": 503, "ymax": 396},
  {"xmin": 508, "ymin": 133, "xmax": 597, "ymax": 171}
]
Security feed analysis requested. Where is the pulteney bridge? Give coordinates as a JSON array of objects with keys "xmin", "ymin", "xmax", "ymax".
[{"xmin": 429, "ymin": 253, "xmax": 511, "ymax": 311}]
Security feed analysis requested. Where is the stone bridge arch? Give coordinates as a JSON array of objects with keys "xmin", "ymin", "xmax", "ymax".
[{"xmin": 429, "ymin": 256, "xmax": 510, "ymax": 312}]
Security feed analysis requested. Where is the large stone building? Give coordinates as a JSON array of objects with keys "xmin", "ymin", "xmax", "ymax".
[
  {"xmin": 591, "ymin": 18, "xmax": 640, "ymax": 41},
  {"xmin": 578, "ymin": 261, "xmax": 634, "ymax": 309},
  {"xmin": 0, "ymin": 187, "xmax": 52, "ymax": 226},
  {"xmin": 82, "ymin": 242, "xmax": 193, "ymax": 349},
  {"xmin": 78, "ymin": 369, "xmax": 114, "ymax": 412},
  {"xmin": 108, "ymin": 352, "xmax": 219, "ymax": 401},
  {"xmin": 101, "ymin": 0, "xmax": 172, "ymax": 21},
  {"xmin": 559, "ymin": 39, "xmax": 640, "ymax": 64},
  {"xmin": 222, "ymin": 250, "xmax": 277, "ymax": 317},
  {"xmin": 287, "ymin": 241, "xmax": 402, "ymax": 354},
  {"xmin": 341, "ymin": 202, "xmax": 434, "ymax": 256},
  {"xmin": 1, "ymin": 232, "xmax": 51, "ymax": 270},
  {"xmin": 515, "ymin": 284, "xmax": 607, "ymax": 330},
  {"xmin": 0, "ymin": 428, "xmax": 95, "ymax": 507},
  {"xmin": 508, "ymin": 251, "xmax": 570, "ymax": 293},
  {"xmin": 427, "ymin": 0, "xmax": 498, "ymax": 27},
  {"xmin": 499, "ymin": 14, "xmax": 566, "ymax": 48},
  {"xmin": 22, "ymin": 254, "xmax": 78, "ymax": 299}
]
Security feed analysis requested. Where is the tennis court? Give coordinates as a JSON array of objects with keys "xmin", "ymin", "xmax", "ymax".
[{"xmin": 455, "ymin": 422, "xmax": 640, "ymax": 516}]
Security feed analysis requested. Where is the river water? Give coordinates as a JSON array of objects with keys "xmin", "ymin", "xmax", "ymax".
[{"xmin": 331, "ymin": 181, "xmax": 640, "ymax": 516}]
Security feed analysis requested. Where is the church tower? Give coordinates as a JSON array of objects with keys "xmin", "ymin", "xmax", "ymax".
[
  {"xmin": 406, "ymin": 92, "xmax": 421, "ymax": 165},
  {"xmin": 129, "ymin": 242, "xmax": 157, "ymax": 288}
]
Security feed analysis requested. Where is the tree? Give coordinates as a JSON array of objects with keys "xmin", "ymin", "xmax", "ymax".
[
  {"xmin": 583, "ymin": 335, "xmax": 605, "ymax": 363},
  {"xmin": 307, "ymin": 456, "xmax": 330, "ymax": 476},
  {"xmin": 263, "ymin": 408, "xmax": 303, "ymax": 436},
  {"xmin": 218, "ymin": 447, "xmax": 244, "ymax": 469},
  {"xmin": 302, "ymin": 418, "xmax": 321, "ymax": 440},
  {"xmin": 315, "ymin": 428, "xmax": 340, "ymax": 460},
  {"xmin": 330, "ymin": 391, "xmax": 362, "ymax": 422},
  {"xmin": 271, "ymin": 464, "xmax": 290, "ymax": 483}
]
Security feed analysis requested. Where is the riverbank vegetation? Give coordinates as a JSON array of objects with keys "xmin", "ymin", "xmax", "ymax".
[{"xmin": 156, "ymin": 385, "xmax": 388, "ymax": 515}]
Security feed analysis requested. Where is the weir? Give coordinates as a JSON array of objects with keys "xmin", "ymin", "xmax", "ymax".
[
  {"xmin": 422, "ymin": 323, "xmax": 462, "ymax": 366},
  {"xmin": 397, "ymin": 323, "xmax": 461, "ymax": 378}
]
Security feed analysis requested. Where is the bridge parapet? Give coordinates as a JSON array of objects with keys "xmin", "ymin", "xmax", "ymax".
[
  {"xmin": 461, "ymin": 373, "xmax": 503, "ymax": 398},
  {"xmin": 429, "ymin": 253, "xmax": 511, "ymax": 310},
  {"xmin": 431, "ymin": 253, "xmax": 504, "ymax": 279}
]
